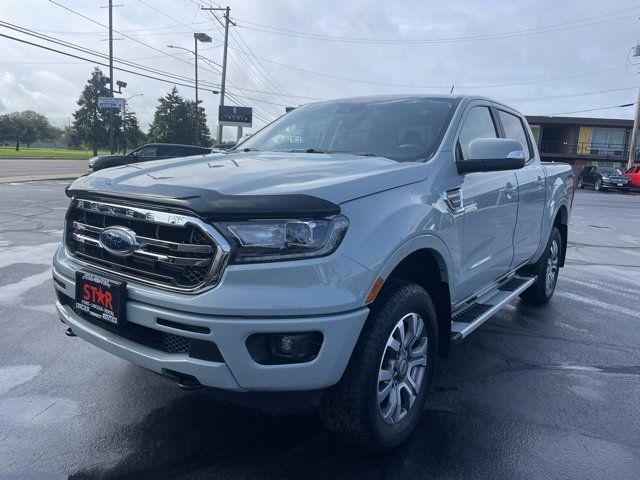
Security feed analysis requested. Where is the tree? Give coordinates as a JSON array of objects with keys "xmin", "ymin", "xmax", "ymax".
[
  {"xmin": 0, "ymin": 110, "xmax": 55, "ymax": 150},
  {"xmin": 71, "ymin": 68, "xmax": 111, "ymax": 155},
  {"xmin": 148, "ymin": 86, "xmax": 211, "ymax": 146},
  {"xmin": 186, "ymin": 99, "xmax": 212, "ymax": 147},
  {"xmin": 121, "ymin": 110, "xmax": 146, "ymax": 153}
]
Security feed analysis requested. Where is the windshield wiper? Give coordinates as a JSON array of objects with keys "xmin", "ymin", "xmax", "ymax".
[
  {"xmin": 288, "ymin": 148, "xmax": 328, "ymax": 154},
  {"xmin": 241, "ymin": 147, "xmax": 260, "ymax": 152}
]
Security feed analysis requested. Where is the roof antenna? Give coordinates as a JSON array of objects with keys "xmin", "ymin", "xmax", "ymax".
[{"xmin": 450, "ymin": 85, "xmax": 455, "ymax": 94}]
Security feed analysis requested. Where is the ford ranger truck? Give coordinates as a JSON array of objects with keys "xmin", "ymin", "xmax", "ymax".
[{"xmin": 53, "ymin": 95, "xmax": 574, "ymax": 450}]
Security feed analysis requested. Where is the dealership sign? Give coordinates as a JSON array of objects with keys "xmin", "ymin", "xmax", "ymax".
[
  {"xmin": 98, "ymin": 97, "xmax": 126, "ymax": 109},
  {"xmin": 219, "ymin": 105, "xmax": 252, "ymax": 127}
]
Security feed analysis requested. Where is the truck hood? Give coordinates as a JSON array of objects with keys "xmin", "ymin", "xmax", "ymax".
[{"xmin": 69, "ymin": 151, "xmax": 427, "ymax": 207}]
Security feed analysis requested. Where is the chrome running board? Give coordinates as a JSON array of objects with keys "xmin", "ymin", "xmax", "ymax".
[{"xmin": 451, "ymin": 275, "xmax": 536, "ymax": 344}]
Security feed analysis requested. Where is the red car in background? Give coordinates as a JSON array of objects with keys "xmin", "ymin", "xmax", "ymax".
[{"xmin": 626, "ymin": 165, "xmax": 640, "ymax": 188}]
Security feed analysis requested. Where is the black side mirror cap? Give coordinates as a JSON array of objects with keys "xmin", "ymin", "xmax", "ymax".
[{"xmin": 456, "ymin": 156, "xmax": 526, "ymax": 174}]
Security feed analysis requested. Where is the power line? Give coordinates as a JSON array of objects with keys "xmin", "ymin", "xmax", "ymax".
[
  {"xmin": 227, "ymin": 45, "xmax": 628, "ymax": 91},
  {"xmin": 547, "ymin": 103, "xmax": 636, "ymax": 116},
  {"xmin": 0, "ymin": 21, "xmax": 221, "ymax": 89},
  {"xmin": 0, "ymin": 32, "xmax": 218, "ymax": 93},
  {"xmin": 48, "ymin": 0, "xmax": 223, "ymax": 79},
  {"xmin": 506, "ymin": 85, "xmax": 640, "ymax": 103},
  {"xmin": 233, "ymin": 7, "xmax": 640, "ymax": 45}
]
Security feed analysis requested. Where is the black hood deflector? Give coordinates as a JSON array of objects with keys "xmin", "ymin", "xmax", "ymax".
[{"xmin": 65, "ymin": 182, "xmax": 341, "ymax": 220}]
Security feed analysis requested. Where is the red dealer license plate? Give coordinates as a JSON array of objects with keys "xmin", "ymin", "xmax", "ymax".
[{"xmin": 75, "ymin": 271, "xmax": 127, "ymax": 325}]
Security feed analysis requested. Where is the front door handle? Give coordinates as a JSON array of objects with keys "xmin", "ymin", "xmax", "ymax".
[
  {"xmin": 504, "ymin": 182, "xmax": 517, "ymax": 199},
  {"xmin": 442, "ymin": 189, "xmax": 464, "ymax": 215}
]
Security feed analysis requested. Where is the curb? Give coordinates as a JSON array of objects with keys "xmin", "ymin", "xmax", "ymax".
[{"xmin": 0, "ymin": 174, "xmax": 82, "ymax": 184}]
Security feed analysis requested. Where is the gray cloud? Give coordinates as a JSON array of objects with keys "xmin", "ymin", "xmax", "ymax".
[{"xmin": 1, "ymin": 0, "xmax": 639, "ymax": 139}]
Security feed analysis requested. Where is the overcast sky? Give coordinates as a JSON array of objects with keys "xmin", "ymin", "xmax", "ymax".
[{"xmin": 1, "ymin": 0, "xmax": 640, "ymax": 140}]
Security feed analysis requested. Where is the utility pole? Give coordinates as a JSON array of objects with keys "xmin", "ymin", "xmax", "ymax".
[
  {"xmin": 628, "ymin": 44, "xmax": 640, "ymax": 170},
  {"xmin": 202, "ymin": 5, "xmax": 233, "ymax": 143},
  {"xmin": 194, "ymin": 35, "xmax": 199, "ymax": 145},
  {"xmin": 108, "ymin": 0, "xmax": 115, "ymax": 154},
  {"xmin": 628, "ymin": 86, "xmax": 640, "ymax": 170}
]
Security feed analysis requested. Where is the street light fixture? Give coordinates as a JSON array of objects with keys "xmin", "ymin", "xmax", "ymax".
[{"xmin": 167, "ymin": 32, "xmax": 213, "ymax": 146}]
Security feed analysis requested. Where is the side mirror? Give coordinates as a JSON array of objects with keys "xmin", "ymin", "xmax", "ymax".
[{"xmin": 457, "ymin": 138, "xmax": 526, "ymax": 174}]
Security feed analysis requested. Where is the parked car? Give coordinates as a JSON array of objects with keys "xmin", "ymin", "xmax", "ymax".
[
  {"xmin": 54, "ymin": 95, "xmax": 573, "ymax": 450},
  {"xmin": 88, "ymin": 143, "xmax": 212, "ymax": 172},
  {"xmin": 213, "ymin": 142, "xmax": 237, "ymax": 151},
  {"xmin": 626, "ymin": 164, "xmax": 640, "ymax": 188},
  {"xmin": 577, "ymin": 165, "xmax": 630, "ymax": 192}
]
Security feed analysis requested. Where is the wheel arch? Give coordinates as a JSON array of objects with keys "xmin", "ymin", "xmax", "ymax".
[
  {"xmin": 370, "ymin": 237, "xmax": 453, "ymax": 359},
  {"xmin": 553, "ymin": 204, "xmax": 569, "ymax": 267}
]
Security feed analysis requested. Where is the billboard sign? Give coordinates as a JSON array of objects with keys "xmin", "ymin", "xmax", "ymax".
[{"xmin": 219, "ymin": 105, "xmax": 252, "ymax": 127}]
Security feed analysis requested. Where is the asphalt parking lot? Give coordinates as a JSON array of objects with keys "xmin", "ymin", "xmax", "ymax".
[{"xmin": 1, "ymin": 182, "xmax": 639, "ymax": 479}]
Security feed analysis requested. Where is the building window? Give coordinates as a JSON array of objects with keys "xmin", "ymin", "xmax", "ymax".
[{"xmin": 590, "ymin": 128, "xmax": 625, "ymax": 156}]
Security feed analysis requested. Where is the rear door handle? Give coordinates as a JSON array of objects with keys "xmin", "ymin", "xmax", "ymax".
[{"xmin": 535, "ymin": 177, "xmax": 545, "ymax": 190}]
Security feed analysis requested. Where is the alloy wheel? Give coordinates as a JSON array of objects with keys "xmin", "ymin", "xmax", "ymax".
[
  {"xmin": 377, "ymin": 312, "xmax": 428, "ymax": 425},
  {"xmin": 545, "ymin": 239, "xmax": 559, "ymax": 295}
]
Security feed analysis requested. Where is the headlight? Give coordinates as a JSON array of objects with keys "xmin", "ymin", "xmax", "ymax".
[
  {"xmin": 602, "ymin": 176, "xmax": 610, "ymax": 182},
  {"xmin": 88, "ymin": 157, "xmax": 97, "ymax": 167},
  {"xmin": 215, "ymin": 215, "xmax": 349, "ymax": 262}
]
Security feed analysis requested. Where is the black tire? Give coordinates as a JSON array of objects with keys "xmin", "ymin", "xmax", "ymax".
[
  {"xmin": 519, "ymin": 226, "xmax": 562, "ymax": 305},
  {"xmin": 594, "ymin": 179, "xmax": 602, "ymax": 191},
  {"xmin": 577, "ymin": 177, "xmax": 584, "ymax": 189},
  {"xmin": 319, "ymin": 281, "xmax": 438, "ymax": 451}
]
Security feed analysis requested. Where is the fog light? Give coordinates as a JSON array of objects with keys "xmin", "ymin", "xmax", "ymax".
[
  {"xmin": 246, "ymin": 332, "xmax": 323, "ymax": 365},
  {"xmin": 274, "ymin": 334, "xmax": 296, "ymax": 354}
]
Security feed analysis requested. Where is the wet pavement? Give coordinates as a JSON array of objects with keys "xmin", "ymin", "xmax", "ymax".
[{"xmin": 0, "ymin": 182, "xmax": 639, "ymax": 479}]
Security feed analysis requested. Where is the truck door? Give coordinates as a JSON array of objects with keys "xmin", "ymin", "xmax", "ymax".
[
  {"xmin": 497, "ymin": 109, "xmax": 545, "ymax": 267},
  {"xmin": 455, "ymin": 105, "xmax": 518, "ymax": 300}
]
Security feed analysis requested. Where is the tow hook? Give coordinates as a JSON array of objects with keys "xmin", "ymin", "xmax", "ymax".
[
  {"xmin": 65, "ymin": 327, "xmax": 76, "ymax": 337},
  {"xmin": 177, "ymin": 376, "xmax": 203, "ymax": 391}
]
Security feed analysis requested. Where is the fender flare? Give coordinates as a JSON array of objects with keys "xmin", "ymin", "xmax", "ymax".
[{"xmin": 374, "ymin": 233, "xmax": 454, "ymax": 291}]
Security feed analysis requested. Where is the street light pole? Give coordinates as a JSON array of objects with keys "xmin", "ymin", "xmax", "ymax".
[
  {"xmin": 122, "ymin": 93, "xmax": 143, "ymax": 154},
  {"xmin": 108, "ymin": 0, "xmax": 115, "ymax": 154},
  {"xmin": 168, "ymin": 32, "xmax": 211, "ymax": 146}
]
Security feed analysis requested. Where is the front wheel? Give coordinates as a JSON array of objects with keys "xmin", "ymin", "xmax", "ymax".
[
  {"xmin": 520, "ymin": 226, "xmax": 562, "ymax": 305},
  {"xmin": 594, "ymin": 179, "xmax": 602, "ymax": 191},
  {"xmin": 319, "ymin": 281, "xmax": 438, "ymax": 451},
  {"xmin": 577, "ymin": 177, "xmax": 584, "ymax": 189}
]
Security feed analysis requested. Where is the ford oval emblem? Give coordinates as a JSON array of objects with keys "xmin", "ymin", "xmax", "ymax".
[{"xmin": 99, "ymin": 226, "xmax": 138, "ymax": 257}]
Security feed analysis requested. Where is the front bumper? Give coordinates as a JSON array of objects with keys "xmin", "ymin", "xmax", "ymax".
[
  {"xmin": 53, "ymin": 253, "xmax": 369, "ymax": 392},
  {"xmin": 602, "ymin": 181, "xmax": 630, "ymax": 190}
]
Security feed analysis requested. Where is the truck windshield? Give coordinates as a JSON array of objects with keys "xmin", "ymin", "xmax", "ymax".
[{"xmin": 237, "ymin": 97, "xmax": 459, "ymax": 162}]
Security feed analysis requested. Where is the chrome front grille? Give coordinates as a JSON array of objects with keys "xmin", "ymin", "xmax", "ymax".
[{"xmin": 65, "ymin": 199, "xmax": 230, "ymax": 292}]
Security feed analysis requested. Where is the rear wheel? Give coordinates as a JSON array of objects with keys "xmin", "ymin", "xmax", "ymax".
[
  {"xmin": 520, "ymin": 226, "xmax": 561, "ymax": 305},
  {"xmin": 319, "ymin": 281, "xmax": 438, "ymax": 451}
]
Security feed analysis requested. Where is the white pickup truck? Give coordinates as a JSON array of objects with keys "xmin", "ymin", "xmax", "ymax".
[{"xmin": 53, "ymin": 95, "xmax": 574, "ymax": 450}]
